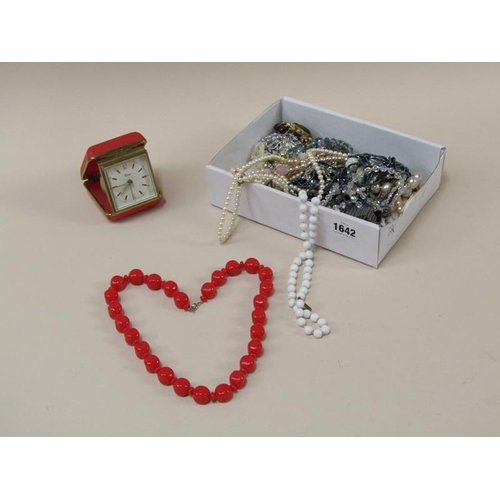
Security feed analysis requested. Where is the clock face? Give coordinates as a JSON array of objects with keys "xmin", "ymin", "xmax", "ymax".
[{"xmin": 103, "ymin": 153, "xmax": 158, "ymax": 212}]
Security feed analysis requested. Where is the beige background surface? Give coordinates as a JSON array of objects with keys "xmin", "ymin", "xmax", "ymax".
[{"xmin": 1, "ymin": 63, "xmax": 499, "ymax": 436}]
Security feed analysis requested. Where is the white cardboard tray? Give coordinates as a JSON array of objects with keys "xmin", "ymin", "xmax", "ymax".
[{"xmin": 206, "ymin": 97, "xmax": 446, "ymax": 267}]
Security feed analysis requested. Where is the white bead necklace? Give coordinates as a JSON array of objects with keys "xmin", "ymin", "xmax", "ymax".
[
  {"xmin": 287, "ymin": 149, "xmax": 348, "ymax": 339},
  {"xmin": 287, "ymin": 191, "xmax": 329, "ymax": 338},
  {"xmin": 217, "ymin": 147, "xmax": 348, "ymax": 339}
]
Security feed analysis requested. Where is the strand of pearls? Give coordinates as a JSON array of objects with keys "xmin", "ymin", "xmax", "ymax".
[
  {"xmin": 218, "ymin": 154, "xmax": 301, "ymax": 243},
  {"xmin": 287, "ymin": 149, "xmax": 348, "ymax": 339}
]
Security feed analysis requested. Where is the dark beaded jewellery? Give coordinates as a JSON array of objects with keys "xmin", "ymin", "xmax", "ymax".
[{"xmin": 252, "ymin": 123, "xmax": 425, "ymax": 225}]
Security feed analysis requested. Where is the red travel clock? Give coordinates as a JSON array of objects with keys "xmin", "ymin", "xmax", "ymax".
[{"xmin": 80, "ymin": 132, "xmax": 163, "ymax": 221}]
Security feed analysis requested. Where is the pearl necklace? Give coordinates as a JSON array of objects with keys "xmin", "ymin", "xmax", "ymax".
[
  {"xmin": 218, "ymin": 154, "xmax": 301, "ymax": 243},
  {"xmin": 218, "ymin": 150, "xmax": 347, "ymax": 244},
  {"xmin": 287, "ymin": 149, "xmax": 348, "ymax": 339}
]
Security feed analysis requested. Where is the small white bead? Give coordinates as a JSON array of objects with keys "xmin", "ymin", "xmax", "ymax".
[
  {"xmin": 309, "ymin": 239, "xmax": 316, "ymax": 246},
  {"xmin": 289, "ymin": 272, "xmax": 297, "ymax": 280},
  {"xmin": 309, "ymin": 231, "xmax": 317, "ymax": 239},
  {"xmin": 287, "ymin": 291, "xmax": 295, "ymax": 299},
  {"xmin": 299, "ymin": 223, "xmax": 308, "ymax": 231},
  {"xmin": 299, "ymin": 203, "xmax": 307, "ymax": 213},
  {"xmin": 287, "ymin": 278, "xmax": 296, "ymax": 285},
  {"xmin": 297, "ymin": 318, "xmax": 306, "ymax": 327},
  {"xmin": 304, "ymin": 326, "xmax": 313, "ymax": 335},
  {"xmin": 302, "ymin": 280, "xmax": 311, "ymax": 288},
  {"xmin": 290, "ymin": 264, "xmax": 299, "ymax": 272},
  {"xmin": 303, "ymin": 241, "xmax": 312, "ymax": 249},
  {"xmin": 287, "ymin": 284, "xmax": 295, "ymax": 292},
  {"xmin": 311, "ymin": 197, "xmax": 320, "ymax": 206},
  {"xmin": 299, "ymin": 287, "xmax": 308, "ymax": 295},
  {"xmin": 310, "ymin": 313, "xmax": 319, "ymax": 323},
  {"xmin": 303, "ymin": 273, "xmax": 312, "ymax": 281},
  {"xmin": 288, "ymin": 298, "xmax": 296, "ymax": 307},
  {"xmin": 299, "ymin": 213, "xmax": 307, "ymax": 222},
  {"xmin": 305, "ymin": 257, "xmax": 314, "ymax": 265},
  {"xmin": 295, "ymin": 299, "xmax": 305, "ymax": 309},
  {"xmin": 321, "ymin": 325, "xmax": 330, "ymax": 334},
  {"xmin": 299, "ymin": 252, "xmax": 307, "ymax": 260},
  {"xmin": 309, "ymin": 205, "xmax": 319, "ymax": 215},
  {"xmin": 317, "ymin": 318, "xmax": 326, "ymax": 327},
  {"xmin": 303, "ymin": 309, "xmax": 311, "ymax": 319},
  {"xmin": 299, "ymin": 191, "xmax": 308, "ymax": 202},
  {"xmin": 297, "ymin": 292, "xmax": 306, "ymax": 300},
  {"xmin": 300, "ymin": 232, "xmax": 309, "ymax": 240},
  {"xmin": 295, "ymin": 308, "xmax": 304, "ymax": 318},
  {"xmin": 304, "ymin": 266, "xmax": 312, "ymax": 274},
  {"xmin": 308, "ymin": 222, "xmax": 317, "ymax": 230},
  {"xmin": 313, "ymin": 329, "xmax": 323, "ymax": 339},
  {"xmin": 293, "ymin": 257, "xmax": 302, "ymax": 266}
]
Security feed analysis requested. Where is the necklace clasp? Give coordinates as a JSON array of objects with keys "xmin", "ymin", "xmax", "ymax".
[{"xmin": 188, "ymin": 301, "xmax": 204, "ymax": 313}]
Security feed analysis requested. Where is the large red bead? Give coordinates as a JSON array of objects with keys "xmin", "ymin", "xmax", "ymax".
[
  {"xmin": 258, "ymin": 266, "xmax": 273, "ymax": 282},
  {"xmin": 260, "ymin": 280, "xmax": 274, "ymax": 297},
  {"xmin": 157, "ymin": 366, "xmax": 175, "ymax": 385},
  {"xmin": 244, "ymin": 258, "xmax": 260, "ymax": 274},
  {"xmin": 240, "ymin": 354, "xmax": 257, "ymax": 373},
  {"xmin": 229, "ymin": 370, "xmax": 247, "ymax": 389},
  {"xmin": 173, "ymin": 377, "xmax": 191, "ymax": 397},
  {"xmin": 162, "ymin": 280, "xmax": 179, "ymax": 297},
  {"xmin": 253, "ymin": 294, "xmax": 268, "ymax": 310},
  {"xmin": 215, "ymin": 383, "xmax": 233, "ymax": 403},
  {"xmin": 252, "ymin": 309, "xmax": 267, "ymax": 325},
  {"xmin": 173, "ymin": 291, "xmax": 190, "ymax": 310},
  {"xmin": 250, "ymin": 324, "xmax": 265, "ymax": 340},
  {"xmin": 211, "ymin": 269, "xmax": 227, "ymax": 286},
  {"xmin": 146, "ymin": 273, "xmax": 162, "ymax": 290},
  {"xmin": 248, "ymin": 339, "xmax": 264, "ymax": 357},
  {"xmin": 192, "ymin": 385, "xmax": 211, "ymax": 405},
  {"xmin": 124, "ymin": 327, "xmax": 140, "ymax": 346},
  {"xmin": 225, "ymin": 260, "xmax": 242, "ymax": 277},
  {"xmin": 134, "ymin": 340, "xmax": 151, "ymax": 359},
  {"xmin": 144, "ymin": 354, "xmax": 161, "ymax": 373},
  {"xmin": 104, "ymin": 287, "xmax": 119, "ymax": 304},
  {"xmin": 111, "ymin": 275, "xmax": 127, "ymax": 291},
  {"xmin": 114, "ymin": 314, "xmax": 130, "ymax": 333},
  {"xmin": 107, "ymin": 301, "xmax": 123, "ymax": 319},
  {"xmin": 128, "ymin": 269, "xmax": 144, "ymax": 285},
  {"xmin": 201, "ymin": 282, "xmax": 217, "ymax": 300}
]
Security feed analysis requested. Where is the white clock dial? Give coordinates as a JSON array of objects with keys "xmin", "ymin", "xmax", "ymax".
[{"xmin": 104, "ymin": 153, "xmax": 158, "ymax": 211}]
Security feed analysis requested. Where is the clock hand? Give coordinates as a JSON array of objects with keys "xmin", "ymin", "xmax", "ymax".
[{"xmin": 127, "ymin": 179, "xmax": 136, "ymax": 201}]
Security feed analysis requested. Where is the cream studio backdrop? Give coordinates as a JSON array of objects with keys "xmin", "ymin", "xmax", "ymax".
[{"xmin": 1, "ymin": 63, "xmax": 499, "ymax": 436}]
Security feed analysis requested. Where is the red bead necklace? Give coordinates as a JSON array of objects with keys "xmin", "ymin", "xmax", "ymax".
[{"xmin": 104, "ymin": 258, "xmax": 274, "ymax": 405}]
